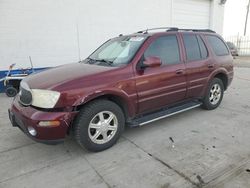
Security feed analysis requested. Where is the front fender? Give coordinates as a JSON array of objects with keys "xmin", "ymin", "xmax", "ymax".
[{"xmin": 72, "ymin": 88, "xmax": 137, "ymax": 118}]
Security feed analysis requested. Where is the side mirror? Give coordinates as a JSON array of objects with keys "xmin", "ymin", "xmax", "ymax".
[{"xmin": 142, "ymin": 56, "xmax": 162, "ymax": 68}]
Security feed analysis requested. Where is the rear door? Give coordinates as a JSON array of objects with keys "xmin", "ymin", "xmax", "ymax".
[
  {"xmin": 182, "ymin": 33, "xmax": 214, "ymax": 98},
  {"xmin": 135, "ymin": 34, "xmax": 187, "ymax": 114}
]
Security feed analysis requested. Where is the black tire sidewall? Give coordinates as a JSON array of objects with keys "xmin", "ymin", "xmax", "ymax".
[
  {"xmin": 5, "ymin": 87, "xmax": 18, "ymax": 97},
  {"xmin": 203, "ymin": 78, "xmax": 224, "ymax": 110},
  {"xmin": 74, "ymin": 100, "xmax": 125, "ymax": 152}
]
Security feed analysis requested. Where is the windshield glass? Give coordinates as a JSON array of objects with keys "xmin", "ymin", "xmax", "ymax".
[{"xmin": 88, "ymin": 36, "xmax": 147, "ymax": 66}]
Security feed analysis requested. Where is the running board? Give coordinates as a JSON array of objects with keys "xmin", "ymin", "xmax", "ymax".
[{"xmin": 129, "ymin": 101, "xmax": 202, "ymax": 127}]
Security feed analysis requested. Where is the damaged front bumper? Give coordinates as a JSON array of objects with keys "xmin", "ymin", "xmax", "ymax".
[{"xmin": 9, "ymin": 97, "xmax": 78, "ymax": 145}]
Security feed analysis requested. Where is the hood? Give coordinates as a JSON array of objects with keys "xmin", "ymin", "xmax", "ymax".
[{"xmin": 24, "ymin": 63, "xmax": 115, "ymax": 90}]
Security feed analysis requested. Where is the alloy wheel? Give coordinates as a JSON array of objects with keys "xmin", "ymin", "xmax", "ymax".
[
  {"xmin": 88, "ymin": 111, "xmax": 118, "ymax": 144},
  {"xmin": 209, "ymin": 83, "xmax": 222, "ymax": 105}
]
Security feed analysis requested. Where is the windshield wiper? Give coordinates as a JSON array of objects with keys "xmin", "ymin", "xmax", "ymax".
[
  {"xmin": 86, "ymin": 57, "xmax": 97, "ymax": 64},
  {"xmin": 85, "ymin": 57, "xmax": 113, "ymax": 66},
  {"xmin": 97, "ymin": 59, "xmax": 113, "ymax": 66}
]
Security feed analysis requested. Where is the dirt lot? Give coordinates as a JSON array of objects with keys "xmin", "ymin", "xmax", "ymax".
[
  {"xmin": 233, "ymin": 56, "xmax": 250, "ymax": 68},
  {"xmin": 0, "ymin": 67, "xmax": 250, "ymax": 188}
]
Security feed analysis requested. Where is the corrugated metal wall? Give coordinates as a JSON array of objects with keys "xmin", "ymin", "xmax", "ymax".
[{"xmin": 173, "ymin": 0, "xmax": 211, "ymax": 28}]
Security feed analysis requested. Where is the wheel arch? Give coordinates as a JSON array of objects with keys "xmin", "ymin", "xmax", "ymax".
[
  {"xmin": 202, "ymin": 69, "xmax": 229, "ymax": 98},
  {"xmin": 213, "ymin": 72, "xmax": 228, "ymax": 91},
  {"xmin": 73, "ymin": 91, "xmax": 136, "ymax": 121},
  {"xmin": 207, "ymin": 68, "xmax": 229, "ymax": 90}
]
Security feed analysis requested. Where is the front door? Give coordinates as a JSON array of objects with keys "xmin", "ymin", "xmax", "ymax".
[{"xmin": 135, "ymin": 34, "xmax": 187, "ymax": 114}]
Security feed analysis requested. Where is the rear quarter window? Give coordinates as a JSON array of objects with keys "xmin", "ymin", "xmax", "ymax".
[
  {"xmin": 183, "ymin": 34, "xmax": 201, "ymax": 61},
  {"xmin": 206, "ymin": 35, "xmax": 229, "ymax": 56},
  {"xmin": 197, "ymin": 36, "xmax": 208, "ymax": 59},
  {"xmin": 183, "ymin": 34, "xmax": 208, "ymax": 61}
]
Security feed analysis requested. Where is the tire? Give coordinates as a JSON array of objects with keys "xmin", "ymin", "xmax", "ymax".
[
  {"xmin": 73, "ymin": 99, "xmax": 125, "ymax": 152},
  {"xmin": 202, "ymin": 78, "xmax": 224, "ymax": 110},
  {"xmin": 5, "ymin": 87, "xmax": 18, "ymax": 97}
]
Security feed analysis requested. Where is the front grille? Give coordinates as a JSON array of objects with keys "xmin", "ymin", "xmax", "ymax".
[{"xmin": 19, "ymin": 82, "xmax": 32, "ymax": 106}]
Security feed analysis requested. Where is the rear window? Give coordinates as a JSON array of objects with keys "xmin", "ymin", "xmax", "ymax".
[
  {"xmin": 206, "ymin": 35, "xmax": 229, "ymax": 56},
  {"xmin": 183, "ymin": 34, "xmax": 208, "ymax": 61}
]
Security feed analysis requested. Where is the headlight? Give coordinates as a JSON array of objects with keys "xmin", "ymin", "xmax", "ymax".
[{"xmin": 31, "ymin": 89, "xmax": 60, "ymax": 109}]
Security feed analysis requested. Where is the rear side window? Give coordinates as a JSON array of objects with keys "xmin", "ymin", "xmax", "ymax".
[
  {"xmin": 206, "ymin": 35, "xmax": 229, "ymax": 56},
  {"xmin": 197, "ymin": 36, "xmax": 208, "ymax": 59},
  {"xmin": 144, "ymin": 35, "xmax": 180, "ymax": 65},
  {"xmin": 183, "ymin": 34, "xmax": 208, "ymax": 61},
  {"xmin": 183, "ymin": 35, "xmax": 201, "ymax": 61}
]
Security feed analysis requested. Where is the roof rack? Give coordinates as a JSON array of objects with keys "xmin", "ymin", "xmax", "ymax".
[
  {"xmin": 137, "ymin": 27, "xmax": 178, "ymax": 34},
  {"xmin": 175, "ymin": 28, "xmax": 216, "ymax": 33},
  {"xmin": 137, "ymin": 27, "xmax": 216, "ymax": 34}
]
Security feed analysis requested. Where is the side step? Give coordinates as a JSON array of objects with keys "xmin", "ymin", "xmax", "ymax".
[{"xmin": 129, "ymin": 100, "xmax": 202, "ymax": 127}]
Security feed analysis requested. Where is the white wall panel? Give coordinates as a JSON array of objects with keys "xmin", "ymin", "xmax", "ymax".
[
  {"xmin": 173, "ymin": 0, "xmax": 211, "ymax": 29},
  {"xmin": 0, "ymin": 0, "xmax": 172, "ymax": 70},
  {"xmin": 0, "ymin": 0, "xmax": 224, "ymax": 70}
]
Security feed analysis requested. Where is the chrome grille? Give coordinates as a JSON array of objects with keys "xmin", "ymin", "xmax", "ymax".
[{"xmin": 19, "ymin": 82, "xmax": 32, "ymax": 106}]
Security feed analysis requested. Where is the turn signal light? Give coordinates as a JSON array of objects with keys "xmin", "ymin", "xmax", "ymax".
[{"xmin": 38, "ymin": 121, "xmax": 60, "ymax": 127}]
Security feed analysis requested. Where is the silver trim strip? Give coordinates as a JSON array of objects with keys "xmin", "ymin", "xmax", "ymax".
[{"xmin": 139, "ymin": 103, "xmax": 201, "ymax": 126}]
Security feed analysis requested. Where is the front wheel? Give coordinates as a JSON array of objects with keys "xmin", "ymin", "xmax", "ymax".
[
  {"xmin": 202, "ymin": 78, "xmax": 224, "ymax": 110},
  {"xmin": 73, "ymin": 100, "xmax": 125, "ymax": 152}
]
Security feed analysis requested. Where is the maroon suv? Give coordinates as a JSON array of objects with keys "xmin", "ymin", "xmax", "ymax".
[{"xmin": 9, "ymin": 27, "xmax": 234, "ymax": 151}]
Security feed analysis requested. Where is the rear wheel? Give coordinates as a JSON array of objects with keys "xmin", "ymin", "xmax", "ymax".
[
  {"xmin": 5, "ymin": 87, "xmax": 18, "ymax": 97},
  {"xmin": 73, "ymin": 100, "xmax": 125, "ymax": 152},
  {"xmin": 202, "ymin": 78, "xmax": 224, "ymax": 110}
]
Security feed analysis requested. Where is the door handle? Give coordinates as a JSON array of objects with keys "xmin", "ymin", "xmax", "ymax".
[
  {"xmin": 208, "ymin": 64, "xmax": 214, "ymax": 69},
  {"xmin": 176, "ymin": 69, "xmax": 184, "ymax": 75}
]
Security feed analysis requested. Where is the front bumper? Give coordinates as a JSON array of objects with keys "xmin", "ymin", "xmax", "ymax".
[{"xmin": 9, "ymin": 97, "xmax": 77, "ymax": 145}]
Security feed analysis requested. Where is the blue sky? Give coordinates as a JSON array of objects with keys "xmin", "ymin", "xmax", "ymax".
[{"xmin": 223, "ymin": 0, "xmax": 249, "ymax": 36}]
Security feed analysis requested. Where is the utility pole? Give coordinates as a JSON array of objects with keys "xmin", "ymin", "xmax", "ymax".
[
  {"xmin": 76, "ymin": 22, "xmax": 81, "ymax": 62},
  {"xmin": 244, "ymin": 0, "xmax": 250, "ymax": 36}
]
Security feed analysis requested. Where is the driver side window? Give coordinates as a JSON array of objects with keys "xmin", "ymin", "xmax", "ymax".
[{"xmin": 144, "ymin": 35, "xmax": 180, "ymax": 65}]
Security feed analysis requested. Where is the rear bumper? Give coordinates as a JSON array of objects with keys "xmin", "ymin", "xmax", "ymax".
[
  {"xmin": 227, "ymin": 70, "xmax": 234, "ymax": 88},
  {"xmin": 9, "ymin": 97, "xmax": 77, "ymax": 144}
]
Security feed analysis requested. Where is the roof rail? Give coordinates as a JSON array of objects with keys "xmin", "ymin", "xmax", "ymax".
[
  {"xmin": 175, "ymin": 29, "xmax": 216, "ymax": 33},
  {"xmin": 137, "ymin": 27, "xmax": 216, "ymax": 34},
  {"xmin": 137, "ymin": 27, "xmax": 179, "ymax": 34}
]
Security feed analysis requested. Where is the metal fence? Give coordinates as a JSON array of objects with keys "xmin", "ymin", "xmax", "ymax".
[{"xmin": 225, "ymin": 35, "xmax": 250, "ymax": 56}]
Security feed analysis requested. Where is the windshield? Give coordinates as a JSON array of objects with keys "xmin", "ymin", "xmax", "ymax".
[{"xmin": 88, "ymin": 36, "xmax": 147, "ymax": 66}]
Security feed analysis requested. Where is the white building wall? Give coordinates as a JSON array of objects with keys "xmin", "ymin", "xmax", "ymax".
[
  {"xmin": 210, "ymin": 0, "xmax": 225, "ymax": 34},
  {"xmin": 0, "ymin": 0, "xmax": 225, "ymax": 70},
  {"xmin": 173, "ymin": 0, "xmax": 211, "ymax": 29}
]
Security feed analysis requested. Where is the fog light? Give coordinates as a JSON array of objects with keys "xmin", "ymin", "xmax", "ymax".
[
  {"xmin": 38, "ymin": 121, "xmax": 60, "ymax": 127},
  {"xmin": 28, "ymin": 126, "xmax": 37, "ymax": 136}
]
